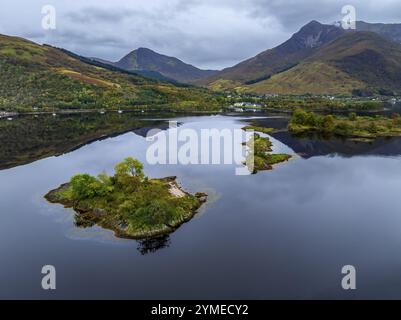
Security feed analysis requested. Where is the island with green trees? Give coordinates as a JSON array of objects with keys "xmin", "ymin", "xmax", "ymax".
[
  {"xmin": 288, "ymin": 109, "xmax": 401, "ymax": 141},
  {"xmin": 45, "ymin": 157, "xmax": 207, "ymax": 239},
  {"xmin": 242, "ymin": 126, "xmax": 292, "ymax": 173}
]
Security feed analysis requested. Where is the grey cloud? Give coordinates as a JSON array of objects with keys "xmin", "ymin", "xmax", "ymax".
[
  {"xmin": 247, "ymin": 0, "xmax": 347, "ymax": 28},
  {"xmin": 66, "ymin": 7, "xmax": 138, "ymax": 24},
  {"xmin": 55, "ymin": 2, "xmax": 288, "ymax": 68},
  {"xmin": 247, "ymin": 0, "xmax": 401, "ymax": 29}
]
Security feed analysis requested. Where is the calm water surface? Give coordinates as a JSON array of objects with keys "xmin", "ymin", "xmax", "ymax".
[{"xmin": 1, "ymin": 113, "xmax": 401, "ymax": 299}]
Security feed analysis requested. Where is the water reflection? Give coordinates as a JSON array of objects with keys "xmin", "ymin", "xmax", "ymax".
[
  {"xmin": 137, "ymin": 236, "xmax": 171, "ymax": 255},
  {"xmin": 272, "ymin": 131, "xmax": 401, "ymax": 158},
  {"xmin": 2, "ymin": 114, "xmax": 401, "ymax": 298},
  {"xmin": 249, "ymin": 116, "xmax": 401, "ymax": 158},
  {"xmin": 4, "ymin": 111, "xmax": 401, "ymax": 172},
  {"xmin": 0, "ymin": 112, "xmax": 171, "ymax": 170}
]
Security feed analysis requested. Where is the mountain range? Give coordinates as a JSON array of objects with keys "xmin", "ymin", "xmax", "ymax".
[
  {"xmin": 0, "ymin": 34, "xmax": 219, "ymax": 112},
  {"xmin": 1, "ymin": 19, "xmax": 401, "ymax": 114},
  {"xmin": 197, "ymin": 20, "xmax": 401, "ymax": 95},
  {"xmin": 247, "ymin": 31, "xmax": 401, "ymax": 95},
  {"xmin": 90, "ymin": 20, "xmax": 401, "ymax": 95}
]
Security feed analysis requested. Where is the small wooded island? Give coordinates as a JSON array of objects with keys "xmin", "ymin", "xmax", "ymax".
[
  {"xmin": 45, "ymin": 157, "xmax": 207, "ymax": 239},
  {"xmin": 242, "ymin": 126, "xmax": 292, "ymax": 173}
]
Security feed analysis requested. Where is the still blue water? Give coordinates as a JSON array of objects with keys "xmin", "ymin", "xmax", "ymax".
[{"xmin": 1, "ymin": 115, "xmax": 401, "ymax": 299}]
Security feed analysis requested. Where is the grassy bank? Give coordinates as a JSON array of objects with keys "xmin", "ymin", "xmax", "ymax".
[{"xmin": 288, "ymin": 109, "xmax": 401, "ymax": 140}]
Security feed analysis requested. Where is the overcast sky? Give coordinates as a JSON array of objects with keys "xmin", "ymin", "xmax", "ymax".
[{"xmin": 0, "ymin": 0, "xmax": 400, "ymax": 69}]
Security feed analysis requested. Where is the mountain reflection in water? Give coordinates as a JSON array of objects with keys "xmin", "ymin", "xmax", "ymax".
[
  {"xmin": 0, "ymin": 112, "xmax": 172, "ymax": 170},
  {"xmin": 250, "ymin": 116, "xmax": 401, "ymax": 159}
]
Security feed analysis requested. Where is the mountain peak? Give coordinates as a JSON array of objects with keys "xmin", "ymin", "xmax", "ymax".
[
  {"xmin": 198, "ymin": 20, "xmax": 344, "ymax": 86},
  {"xmin": 293, "ymin": 20, "xmax": 343, "ymax": 49},
  {"xmin": 135, "ymin": 47, "xmax": 156, "ymax": 54},
  {"xmin": 115, "ymin": 47, "xmax": 217, "ymax": 83},
  {"xmin": 304, "ymin": 20, "xmax": 323, "ymax": 27},
  {"xmin": 200, "ymin": 19, "xmax": 401, "ymax": 95}
]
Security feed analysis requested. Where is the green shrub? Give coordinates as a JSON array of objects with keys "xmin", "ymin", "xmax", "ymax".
[{"xmin": 70, "ymin": 174, "xmax": 109, "ymax": 200}]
